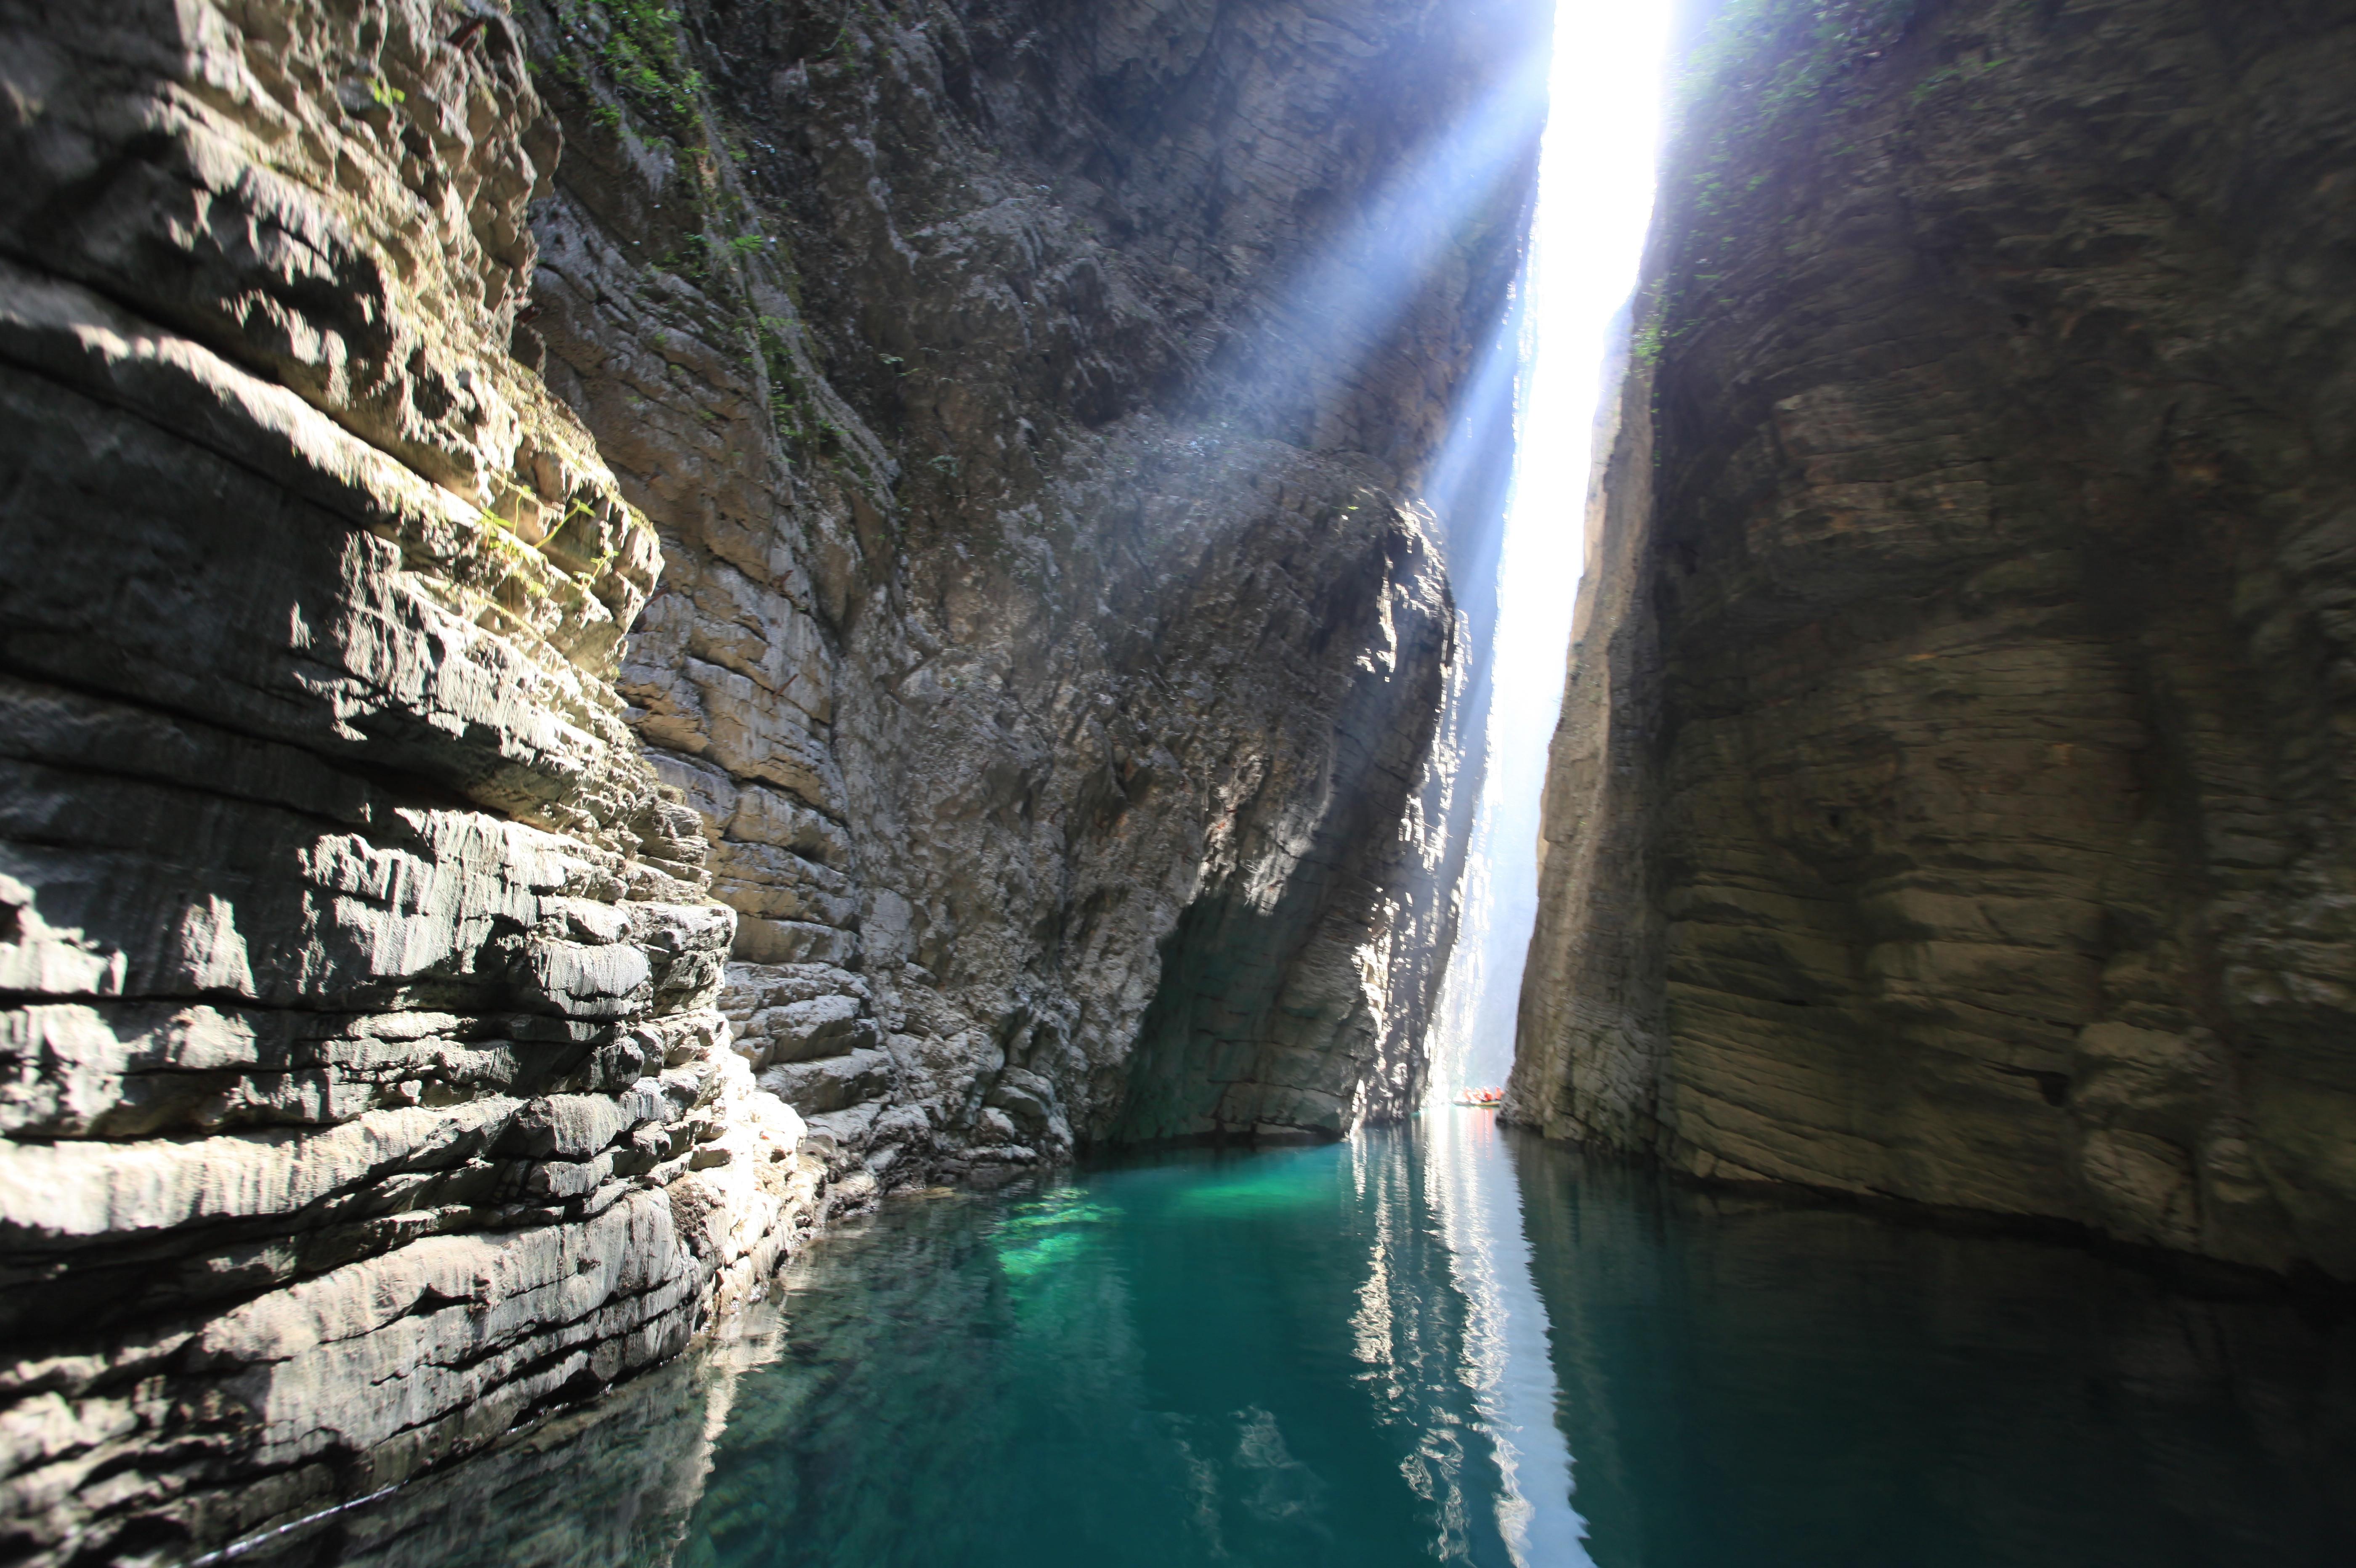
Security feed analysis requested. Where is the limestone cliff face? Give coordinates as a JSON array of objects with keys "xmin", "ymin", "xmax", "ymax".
[
  {"xmin": 1514, "ymin": 0, "xmax": 2356, "ymax": 1280},
  {"xmin": 0, "ymin": 0, "xmax": 1534, "ymax": 1558},
  {"xmin": 521, "ymin": 0, "xmax": 1539, "ymax": 1169},
  {"xmin": 0, "ymin": 6, "xmax": 819, "ymax": 1559}
]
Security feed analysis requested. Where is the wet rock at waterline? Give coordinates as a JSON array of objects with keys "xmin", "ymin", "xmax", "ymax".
[
  {"xmin": 0, "ymin": 0, "xmax": 1535, "ymax": 1559},
  {"xmin": 1513, "ymin": 0, "xmax": 2356, "ymax": 1281}
]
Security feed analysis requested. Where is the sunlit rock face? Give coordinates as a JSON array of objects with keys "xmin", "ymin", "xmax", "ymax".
[
  {"xmin": 521, "ymin": 0, "xmax": 1539, "ymax": 1162},
  {"xmin": 0, "ymin": 4, "xmax": 794, "ymax": 1560},
  {"xmin": 1513, "ymin": 0, "xmax": 2356, "ymax": 1279},
  {"xmin": 0, "ymin": 0, "xmax": 1534, "ymax": 1557}
]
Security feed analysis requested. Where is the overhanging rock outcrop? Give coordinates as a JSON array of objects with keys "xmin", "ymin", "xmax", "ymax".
[{"xmin": 1513, "ymin": 0, "xmax": 2356, "ymax": 1280}]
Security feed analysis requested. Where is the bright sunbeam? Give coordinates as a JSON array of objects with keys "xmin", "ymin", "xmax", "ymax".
[{"xmin": 1429, "ymin": 0, "xmax": 1676, "ymax": 1096}]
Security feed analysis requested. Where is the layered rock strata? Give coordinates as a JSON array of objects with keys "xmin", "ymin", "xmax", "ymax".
[
  {"xmin": 1514, "ymin": 0, "xmax": 2356, "ymax": 1280},
  {"xmin": 0, "ymin": 5, "xmax": 815, "ymax": 1560},
  {"xmin": 0, "ymin": 0, "xmax": 1538, "ymax": 1558}
]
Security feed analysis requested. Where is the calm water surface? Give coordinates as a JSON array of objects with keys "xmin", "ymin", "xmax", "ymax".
[{"xmin": 250, "ymin": 1117, "xmax": 2353, "ymax": 1568}]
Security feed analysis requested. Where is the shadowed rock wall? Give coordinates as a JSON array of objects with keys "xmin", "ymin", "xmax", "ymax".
[
  {"xmin": 1513, "ymin": 0, "xmax": 2356, "ymax": 1280},
  {"xmin": 1513, "ymin": 1137, "xmax": 2356, "ymax": 1561},
  {"xmin": 0, "ymin": 0, "xmax": 1536, "ymax": 1558}
]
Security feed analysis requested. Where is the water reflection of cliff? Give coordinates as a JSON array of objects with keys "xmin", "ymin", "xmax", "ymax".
[
  {"xmin": 224, "ymin": 1137, "xmax": 1562, "ymax": 1568},
  {"xmin": 223, "ymin": 1320, "xmax": 762, "ymax": 1568},
  {"xmin": 1344, "ymin": 1118, "xmax": 1567, "ymax": 1565},
  {"xmin": 1511, "ymin": 1138, "xmax": 2356, "ymax": 1568},
  {"xmin": 223, "ymin": 1134, "xmax": 2353, "ymax": 1568}
]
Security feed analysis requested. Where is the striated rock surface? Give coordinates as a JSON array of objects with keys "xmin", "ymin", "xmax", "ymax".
[
  {"xmin": 0, "ymin": 4, "xmax": 815, "ymax": 1560},
  {"xmin": 520, "ymin": 0, "xmax": 1540, "ymax": 1170},
  {"xmin": 0, "ymin": 0, "xmax": 1536, "ymax": 1558},
  {"xmin": 1514, "ymin": 0, "xmax": 2356, "ymax": 1279}
]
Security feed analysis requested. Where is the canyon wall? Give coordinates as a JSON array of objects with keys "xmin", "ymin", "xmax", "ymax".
[
  {"xmin": 1513, "ymin": 0, "xmax": 2356, "ymax": 1281},
  {"xmin": 0, "ymin": 5, "xmax": 818, "ymax": 1559},
  {"xmin": 0, "ymin": 0, "xmax": 1537, "ymax": 1559},
  {"xmin": 523, "ymin": 0, "xmax": 1541, "ymax": 1171}
]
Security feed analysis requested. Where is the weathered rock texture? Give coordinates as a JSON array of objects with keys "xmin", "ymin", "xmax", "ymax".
[
  {"xmin": 0, "ymin": 3, "xmax": 805, "ymax": 1560},
  {"xmin": 0, "ymin": 0, "xmax": 1536, "ymax": 1558},
  {"xmin": 1513, "ymin": 0, "xmax": 2356, "ymax": 1281},
  {"xmin": 518, "ymin": 0, "xmax": 1539, "ymax": 1172}
]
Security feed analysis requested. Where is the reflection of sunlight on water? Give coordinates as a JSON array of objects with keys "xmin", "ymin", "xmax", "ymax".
[
  {"xmin": 1424, "ymin": 1109, "xmax": 1592, "ymax": 1567},
  {"xmin": 1345, "ymin": 1122, "xmax": 1588, "ymax": 1565},
  {"xmin": 1407, "ymin": 0, "xmax": 1676, "ymax": 1552}
]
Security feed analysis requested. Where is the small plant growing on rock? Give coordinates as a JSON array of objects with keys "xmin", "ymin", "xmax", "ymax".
[
  {"xmin": 556, "ymin": 0, "xmax": 705, "ymax": 132},
  {"xmin": 1633, "ymin": 314, "xmax": 1665, "ymax": 367}
]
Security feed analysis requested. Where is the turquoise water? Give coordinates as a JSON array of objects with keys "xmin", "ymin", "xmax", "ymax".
[{"xmin": 252, "ymin": 1117, "xmax": 2352, "ymax": 1568}]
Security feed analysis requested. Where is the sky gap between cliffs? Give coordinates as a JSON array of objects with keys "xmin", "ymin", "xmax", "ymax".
[{"xmin": 1429, "ymin": 0, "xmax": 1677, "ymax": 1096}]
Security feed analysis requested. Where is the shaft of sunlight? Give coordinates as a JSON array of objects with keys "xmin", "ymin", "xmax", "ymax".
[
  {"xmin": 1405, "ymin": 8, "xmax": 1674, "ymax": 1560},
  {"xmin": 1427, "ymin": 0, "xmax": 1676, "ymax": 1098}
]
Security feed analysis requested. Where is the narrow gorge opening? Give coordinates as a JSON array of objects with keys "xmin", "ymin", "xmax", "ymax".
[
  {"xmin": 1426, "ymin": 0, "xmax": 1676, "ymax": 1104},
  {"xmin": 3, "ymin": 0, "xmax": 2352, "ymax": 1564}
]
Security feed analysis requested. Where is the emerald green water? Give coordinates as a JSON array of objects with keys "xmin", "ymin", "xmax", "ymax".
[{"xmin": 250, "ymin": 1117, "xmax": 2353, "ymax": 1568}]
